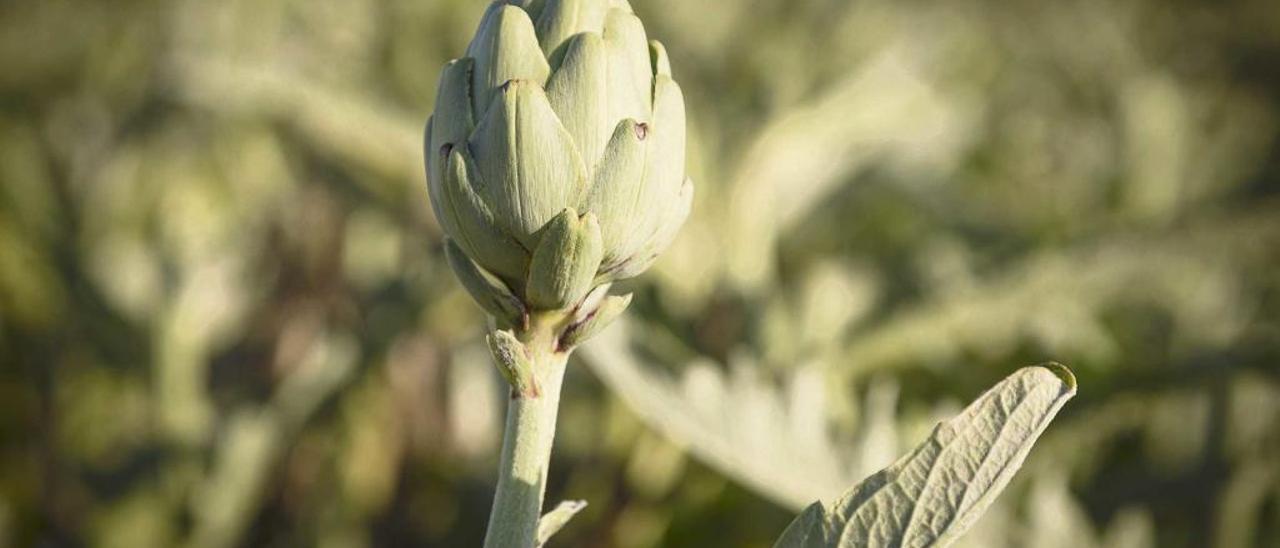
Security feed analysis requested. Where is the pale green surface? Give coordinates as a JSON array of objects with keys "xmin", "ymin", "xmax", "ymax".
[
  {"xmin": 487, "ymin": 329, "xmax": 539, "ymax": 398},
  {"xmin": 484, "ymin": 348, "xmax": 570, "ymax": 548},
  {"xmin": 426, "ymin": 0, "xmax": 691, "ymax": 322},
  {"xmin": 773, "ymin": 365, "xmax": 1076, "ymax": 548},
  {"xmin": 444, "ymin": 237, "xmax": 526, "ymax": 326},
  {"xmin": 561, "ymin": 292, "xmax": 632, "ymax": 348},
  {"xmin": 526, "ymin": 209, "xmax": 604, "ymax": 310},
  {"xmin": 454, "ymin": 3, "xmax": 693, "ymax": 544}
]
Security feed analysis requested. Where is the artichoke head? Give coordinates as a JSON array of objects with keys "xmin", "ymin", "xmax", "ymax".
[{"xmin": 426, "ymin": 0, "xmax": 690, "ymax": 335}]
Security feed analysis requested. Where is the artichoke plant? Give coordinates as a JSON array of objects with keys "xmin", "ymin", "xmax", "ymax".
[
  {"xmin": 423, "ymin": 1, "xmax": 690, "ymax": 545},
  {"xmin": 426, "ymin": 0, "xmax": 690, "ymax": 346}
]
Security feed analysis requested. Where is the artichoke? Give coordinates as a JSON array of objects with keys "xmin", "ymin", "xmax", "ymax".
[{"xmin": 425, "ymin": 0, "xmax": 690, "ymax": 334}]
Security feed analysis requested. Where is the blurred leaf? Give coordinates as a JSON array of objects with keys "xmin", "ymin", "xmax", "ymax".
[
  {"xmin": 580, "ymin": 320, "xmax": 876, "ymax": 510},
  {"xmin": 167, "ymin": 55, "xmax": 424, "ymax": 204},
  {"xmin": 724, "ymin": 48, "xmax": 964, "ymax": 291}
]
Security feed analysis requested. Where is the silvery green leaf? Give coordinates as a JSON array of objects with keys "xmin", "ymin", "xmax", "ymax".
[
  {"xmin": 535, "ymin": 0, "xmax": 607, "ymax": 60},
  {"xmin": 466, "ymin": 4, "xmax": 551, "ymax": 119},
  {"xmin": 559, "ymin": 292, "xmax": 631, "ymax": 348},
  {"xmin": 468, "ymin": 79, "xmax": 588, "ymax": 247},
  {"xmin": 444, "ymin": 238, "xmax": 526, "ymax": 327},
  {"xmin": 602, "ymin": 8, "xmax": 651, "ymax": 124},
  {"xmin": 577, "ymin": 321, "xmax": 866, "ymax": 509},
  {"xmin": 526, "ymin": 208, "xmax": 604, "ymax": 310},
  {"xmin": 546, "ymin": 33, "xmax": 611, "ymax": 174},
  {"xmin": 774, "ymin": 504, "xmax": 830, "ymax": 548},
  {"xmin": 536, "ymin": 500, "xmax": 588, "ymax": 547},
  {"xmin": 578, "ymin": 321, "xmax": 866, "ymax": 510},
  {"xmin": 488, "ymin": 328, "xmax": 539, "ymax": 398},
  {"xmin": 773, "ymin": 364, "xmax": 1077, "ymax": 548},
  {"xmin": 583, "ymin": 118, "xmax": 648, "ymax": 267},
  {"xmin": 439, "ymin": 146, "xmax": 529, "ymax": 281}
]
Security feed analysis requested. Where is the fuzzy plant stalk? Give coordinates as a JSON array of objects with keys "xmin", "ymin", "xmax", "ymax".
[{"xmin": 423, "ymin": 0, "xmax": 690, "ymax": 545}]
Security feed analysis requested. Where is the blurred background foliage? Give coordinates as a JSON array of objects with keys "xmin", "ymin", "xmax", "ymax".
[{"xmin": 2, "ymin": 0, "xmax": 1279, "ymax": 546}]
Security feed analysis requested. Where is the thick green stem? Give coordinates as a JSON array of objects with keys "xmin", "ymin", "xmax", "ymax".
[{"xmin": 483, "ymin": 316, "xmax": 570, "ymax": 548}]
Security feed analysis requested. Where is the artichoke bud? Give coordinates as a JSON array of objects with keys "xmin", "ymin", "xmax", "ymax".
[{"xmin": 426, "ymin": 0, "xmax": 690, "ymax": 336}]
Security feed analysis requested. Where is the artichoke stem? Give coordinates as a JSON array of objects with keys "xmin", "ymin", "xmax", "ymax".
[{"xmin": 484, "ymin": 311, "xmax": 572, "ymax": 548}]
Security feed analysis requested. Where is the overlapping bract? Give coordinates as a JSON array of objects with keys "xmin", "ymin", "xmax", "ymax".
[{"xmin": 425, "ymin": 0, "xmax": 691, "ymax": 327}]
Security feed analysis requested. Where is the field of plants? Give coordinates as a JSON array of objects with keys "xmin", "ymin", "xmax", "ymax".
[{"xmin": 2, "ymin": 0, "xmax": 1278, "ymax": 546}]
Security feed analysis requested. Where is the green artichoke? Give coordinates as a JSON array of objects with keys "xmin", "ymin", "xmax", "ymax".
[{"xmin": 425, "ymin": 0, "xmax": 690, "ymax": 332}]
